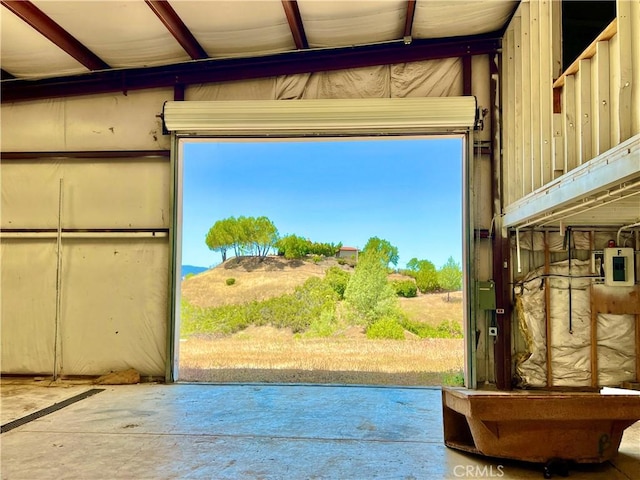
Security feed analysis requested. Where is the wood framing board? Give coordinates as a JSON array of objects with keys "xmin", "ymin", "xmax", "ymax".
[
  {"xmin": 552, "ymin": 112, "xmax": 565, "ymax": 179},
  {"xmin": 609, "ymin": 33, "xmax": 622, "ymax": 148},
  {"xmin": 538, "ymin": 0, "xmax": 553, "ymax": 186},
  {"xmin": 502, "ymin": 134, "xmax": 640, "ymax": 227},
  {"xmin": 562, "ymin": 75, "xmax": 578, "ymax": 172},
  {"xmin": 551, "ymin": 0, "xmax": 562, "ymax": 79},
  {"xmin": 632, "ymin": 0, "xmax": 640, "ymax": 135},
  {"xmin": 529, "ymin": 1, "xmax": 542, "ymax": 189},
  {"xmin": 615, "ymin": 0, "xmax": 632, "ymax": 142},
  {"xmin": 513, "ymin": 16, "xmax": 523, "ymax": 200},
  {"xmin": 520, "ymin": 3, "xmax": 533, "ymax": 195},
  {"xmin": 576, "ymin": 59, "xmax": 593, "ymax": 165},
  {"xmin": 544, "ymin": 232, "xmax": 552, "ymax": 387},
  {"xmin": 504, "ymin": 27, "xmax": 516, "ymax": 206},
  {"xmin": 592, "ymin": 41, "xmax": 611, "ymax": 156}
]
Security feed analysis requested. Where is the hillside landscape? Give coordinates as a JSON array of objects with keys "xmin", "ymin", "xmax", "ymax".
[{"xmin": 179, "ymin": 255, "xmax": 464, "ymax": 386}]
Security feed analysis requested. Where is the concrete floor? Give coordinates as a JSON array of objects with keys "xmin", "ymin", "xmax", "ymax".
[{"xmin": 1, "ymin": 381, "xmax": 639, "ymax": 479}]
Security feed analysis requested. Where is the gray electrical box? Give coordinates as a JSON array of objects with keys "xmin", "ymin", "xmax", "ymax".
[{"xmin": 477, "ymin": 281, "xmax": 496, "ymax": 310}]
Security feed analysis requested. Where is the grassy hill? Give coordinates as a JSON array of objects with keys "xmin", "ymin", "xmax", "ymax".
[
  {"xmin": 181, "ymin": 255, "xmax": 352, "ymax": 307},
  {"xmin": 179, "ymin": 255, "xmax": 464, "ymax": 385},
  {"xmin": 181, "ymin": 255, "xmax": 461, "ymax": 329}
]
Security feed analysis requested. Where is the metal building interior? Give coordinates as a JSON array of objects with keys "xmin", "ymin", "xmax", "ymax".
[{"xmin": 1, "ymin": 1, "xmax": 639, "ymax": 478}]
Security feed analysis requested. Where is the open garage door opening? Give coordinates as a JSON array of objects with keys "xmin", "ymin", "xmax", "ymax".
[{"xmin": 175, "ymin": 136, "xmax": 465, "ymax": 385}]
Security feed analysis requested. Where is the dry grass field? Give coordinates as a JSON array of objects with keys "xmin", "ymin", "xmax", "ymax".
[{"xmin": 179, "ymin": 256, "xmax": 464, "ymax": 386}]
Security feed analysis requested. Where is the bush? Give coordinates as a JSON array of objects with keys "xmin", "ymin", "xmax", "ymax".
[
  {"xmin": 392, "ymin": 280, "xmax": 417, "ymax": 298},
  {"xmin": 344, "ymin": 250, "xmax": 398, "ymax": 324},
  {"xmin": 324, "ymin": 266, "xmax": 351, "ymax": 299},
  {"xmin": 398, "ymin": 318, "xmax": 463, "ymax": 339},
  {"xmin": 308, "ymin": 241, "xmax": 342, "ymax": 257},
  {"xmin": 366, "ymin": 317, "xmax": 405, "ymax": 340},
  {"xmin": 225, "ymin": 277, "xmax": 236, "ymax": 286},
  {"xmin": 303, "ymin": 310, "xmax": 338, "ymax": 338},
  {"xmin": 441, "ymin": 370, "xmax": 465, "ymax": 386}
]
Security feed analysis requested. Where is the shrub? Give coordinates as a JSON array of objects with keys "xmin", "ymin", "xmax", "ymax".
[
  {"xmin": 344, "ymin": 250, "xmax": 398, "ymax": 324},
  {"xmin": 398, "ymin": 318, "xmax": 463, "ymax": 339},
  {"xmin": 225, "ymin": 277, "xmax": 236, "ymax": 286},
  {"xmin": 441, "ymin": 370, "xmax": 465, "ymax": 386},
  {"xmin": 184, "ymin": 272, "xmax": 195, "ymax": 280},
  {"xmin": 366, "ymin": 317, "xmax": 405, "ymax": 340},
  {"xmin": 308, "ymin": 241, "xmax": 342, "ymax": 257},
  {"xmin": 303, "ymin": 309, "xmax": 338, "ymax": 338},
  {"xmin": 324, "ymin": 266, "xmax": 351, "ymax": 299},
  {"xmin": 392, "ymin": 280, "xmax": 417, "ymax": 298}
]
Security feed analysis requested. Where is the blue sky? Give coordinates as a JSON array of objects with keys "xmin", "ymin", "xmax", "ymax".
[{"xmin": 181, "ymin": 136, "xmax": 462, "ymax": 270}]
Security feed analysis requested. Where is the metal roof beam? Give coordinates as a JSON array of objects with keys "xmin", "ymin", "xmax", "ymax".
[
  {"xmin": 1, "ymin": 0, "xmax": 110, "ymax": 71},
  {"xmin": 404, "ymin": 0, "xmax": 416, "ymax": 40},
  {"xmin": 1, "ymin": 69, "xmax": 15, "ymax": 80},
  {"xmin": 281, "ymin": 0, "xmax": 308, "ymax": 50},
  {"xmin": 1, "ymin": 32, "xmax": 501, "ymax": 103},
  {"xmin": 145, "ymin": 0, "xmax": 208, "ymax": 60}
]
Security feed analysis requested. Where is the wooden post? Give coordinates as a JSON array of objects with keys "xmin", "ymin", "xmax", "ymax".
[
  {"xmin": 544, "ymin": 231, "xmax": 552, "ymax": 387},
  {"xmin": 590, "ymin": 285, "xmax": 599, "ymax": 388}
]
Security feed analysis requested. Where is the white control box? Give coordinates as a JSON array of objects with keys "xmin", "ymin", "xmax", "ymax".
[{"xmin": 603, "ymin": 247, "xmax": 635, "ymax": 286}]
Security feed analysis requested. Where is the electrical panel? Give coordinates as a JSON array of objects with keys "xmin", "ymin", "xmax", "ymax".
[
  {"xmin": 603, "ymin": 248, "xmax": 635, "ymax": 286},
  {"xmin": 477, "ymin": 281, "xmax": 496, "ymax": 310}
]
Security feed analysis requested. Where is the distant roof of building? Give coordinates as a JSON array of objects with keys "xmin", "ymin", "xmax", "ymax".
[{"xmin": 340, "ymin": 246, "xmax": 358, "ymax": 251}]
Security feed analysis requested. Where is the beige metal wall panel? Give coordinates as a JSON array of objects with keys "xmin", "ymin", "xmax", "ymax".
[
  {"xmin": 304, "ymin": 66, "xmax": 392, "ymax": 99},
  {"xmin": 184, "ymin": 60, "xmax": 464, "ymax": 102},
  {"xmin": 0, "ymin": 240, "xmax": 57, "ymax": 374},
  {"xmin": 1, "ymin": 159, "xmax": 170, "ymax": 230},
  {"xmin": 390, "ymin": 58, "xmax": 462, "ymax": 98},
  {"xmin": 59, "ymin": 239, "xmax": 168, "ymax": 376},
  {"xmin": 0, "ymin": 89, "xmax": 172, "ymax": 152},
  {"xmin": 472, "ymin": 56, "xmax": 491, "ymax": 142},
  {"xmin": 187, "ymin": 78, "xmax": 278, "ymax": 101}
]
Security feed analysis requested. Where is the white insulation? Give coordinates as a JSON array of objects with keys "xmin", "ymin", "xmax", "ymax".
[{"xmin": 516, "ymin": 259, "xmax": 637, "ymax": 387}]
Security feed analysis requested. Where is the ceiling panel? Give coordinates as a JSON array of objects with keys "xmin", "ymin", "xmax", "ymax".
[
  {"xmin": 31, "ymin": 0, "xmax": 191, "ymax": 68},
  {"xmin": 1, "ymin": 0, "xmax": 517, "ymax": 97},
  {"xmin": 298, "ymin": 0, "xmax": 405, "ymax": 48},
  {"xmin": 0, "ymin": 6, "xmax": 87, "ymax": 78},
  {"xmin": 170, "ymin": 1, "xmax": 295, "ymax": 57},
  {"xmin": 413, "ymin": 0, "xmax": 517, "ymax": 38}
]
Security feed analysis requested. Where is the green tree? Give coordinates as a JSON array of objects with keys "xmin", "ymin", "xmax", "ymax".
[
  {"xmin": 242, "ymin": 216, "xmax": 278, "ymax": 257},
  {"xmin": 362, "ymin": 237, "xmax": 399, "ymax": 267},
  {"xmin": 343, "ymin": 249, "xmax": 398, "ymax": 323},
  {"xmin": 438, "ymin": 256, "xmax": 462, "ymax": 301},
  {"xmin": 205, "ymin": 217, "xmax": 235, "ymax": 261},
  {"xmin": 275, "ymin": 234, "xmax": 310, "ymax": 259},
  {"xmin": 406, "ymin": 258, "xmax": 439, "ymax": 293},
  {"xmin": 205, "ymin": 216, "xmax": 278, "ymax": 261}
]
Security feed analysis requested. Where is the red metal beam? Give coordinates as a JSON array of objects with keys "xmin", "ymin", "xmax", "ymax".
[
  {"xmin": 1, "ymin": 32, "xmax": 501, "ymax": 103},
  {"xmin": 281, "ymin": 0, "xmax": 308, "ymax": 50},
  {"xmin": 462, "ymin": 55, "xmax": 472, "ymax": 95},
  {"xmin": 145, "ymin": 0, "xmax": 208, "ymax": 60},
  {"xmin": 1, "ymin": 0, "xmax": 109, "ymax": 71},
  {"xmin": 404, "ymin": 0, "xmax": 416, "ymax": 39}
]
